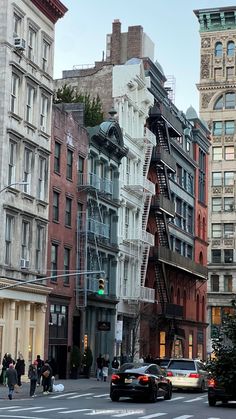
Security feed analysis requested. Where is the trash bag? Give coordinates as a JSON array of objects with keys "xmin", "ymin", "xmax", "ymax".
[{"xmin": 53, "ymin": 383, "xmax": 64, "ymax": 392}]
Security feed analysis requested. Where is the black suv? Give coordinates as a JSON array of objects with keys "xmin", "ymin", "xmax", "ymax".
[{"xmin": 208, "ymin": 376, "xmax": 236, "ymax": 406}]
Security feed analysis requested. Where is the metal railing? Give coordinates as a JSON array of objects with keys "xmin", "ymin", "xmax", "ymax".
[{"xmin": 87, "ymin": 218, "xmax": 110, "ymax": 239}]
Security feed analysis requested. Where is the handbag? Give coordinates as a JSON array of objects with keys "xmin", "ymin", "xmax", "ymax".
[{"xmin": 42, "ymin": 370, "xmax": 50, "ymax": 378}]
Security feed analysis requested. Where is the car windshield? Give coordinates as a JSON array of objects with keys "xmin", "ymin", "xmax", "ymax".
[
  {"xmin": 119, "ymin": 363, "xmax": 147, "ymax": 372},
  {"xmin": 168, "ymin": 360, "xmax": 195, "ymax": 370}
]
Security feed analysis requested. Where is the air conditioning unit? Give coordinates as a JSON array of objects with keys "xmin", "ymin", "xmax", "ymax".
[
  {"xmin": 21, "ymin": 259, "xmax": 29, "ymax": 269},
  {"xmin": 14, "ymin": 37, "xmax": 26, "ymax": 50}
]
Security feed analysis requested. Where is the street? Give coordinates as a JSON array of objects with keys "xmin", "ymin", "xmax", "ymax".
[{"xmin": 0, "ymin": 386, "xmax": 235, "ymax": 419}]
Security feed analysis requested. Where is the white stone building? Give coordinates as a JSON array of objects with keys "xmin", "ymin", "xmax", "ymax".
[{"xmin": 0, "ymin": 0, "xmax": 66, "ymax": 366}]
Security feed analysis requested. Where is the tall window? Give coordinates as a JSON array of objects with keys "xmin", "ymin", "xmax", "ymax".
[
  {"xmin": 63, "ymin": 248, "xmax": 70, "ymax": 285},
  {"xmin": 224, "ymin": 146, "xmax": 234, "ymax": 160},
  {"xmin": 212, "ymin": 307, "xmax": 221, "ymax": 325},
  {"xmin": 8, "ymin": 141, "xmax": 16, "ymax": 185},
  {"xmin": 11, "ymin": 73, "xmax": 20, "ymax": 114},
  {"xmin": 224, "ymin": 275, "xmax": 233, "ymax": 292},
  {"xmin": 226, "ymin": 67, "xmax": 234, "ymax": 80},
  {"xmin": 215, "ymin": 42, "xmax": 223, "ymax": 57},
  {"xmin": 78, "ymin": 156, "xmax": 84, "ymax": 183},
  {"xmin": 26, "ymin": 85, "xmax": 35, "ymax": 124},
  {"xmin": 28, "ymin": 27, "xmax": 36, "ymax": 61},
  {"xmin": 53, "ymin": 191, "xmax": 59, "ymax": 222},
  {"xmin": 5, "ymin": 215, "xmax": 14, "ymax": 265},
  {"xmin": 212, "ymin": 223, "xmax": 221, "ymax": 238},
  {"xmin": 224, "ymin": 249, "xmax": 233, "ymax": 263},
  {"xmin": 212, "ymin": 147, "xmax": 222, "ymax": 161},
  {"xmin": 21, "ymin": 221, "xmax": 30, "ymax": 261},
  {"xmin": 212, "ymin": 172, "xmax": 221, "ymax": 186},
  {"xmin": 65, "ymin": 197, "xmax": 72, "ymax": 227},
  {"xmin": 13, "ymin": 12, "xmax": 21, "ymax": 37},
  {"xmin": 40, "ymin": 95, "xmax": 48, "ymax": 131},
  {"xmin": 212, "ymin": 197, "xmax": 221, "ymax": 212},
  {"xmin": 54, "ymin": 142, "xmax": 61, "ymax": 173},
  {"xmin": 188, "ymin": 333, "xmax": 193, "ymax": 359},
  {"xmin": 187, "ymin": 207, "xmax": 193, "ymax": 234},
  {"xmin": 37, "ymin": 157, "xmax": 46, "ymax": 201},
  {"xmin": 42, "ymin": 40, "xmax": 50, "ymax": 72},
  {"xmin": 224, "ymin": 223, "xmax": 234, "ymax": 237},
  {"xmin": 224, "ymin": 197, "xmax": 234, "ymax": 211},
  {"xmin": 51, "ymin": 244, "xmax": 58, "ymax": 281},
  {"xmin": 225, "ymin": 120, "xmax": 235, "ymax": 135},
  {"xmin": 35, "ymin": 224, "xmax": 44, "ymax": 271},
  {"xmin": 211, "ymin": 249, "xmax": 221, "ymax": 263},
  {"xmin": 159, "ymin": 332, "xmax": 166, "ymax": 358},
  {"xmin": 224, "ymin": 171, "xmax": 234, "ymax": 185},
  {"xmin": 213, "ymin": 121, "xmax": 222, "ymax": 136},
  {"xmin": 227, "ymin": 41, "xmax": 235, "ymax": 56},
  {"xmin": 211, "ymin": 275, "xmax": 219, "ymax": 292},
  {"xmin": 23, "ymin": 148, "xmax": 32, "ymax": 194},
  {"xmin": 66, "ymin": 149, "xmax": 73, "ymax": 179},
  {"xmin": 214, "ymin": 92, "xmax": 236, "ymax": 110}
]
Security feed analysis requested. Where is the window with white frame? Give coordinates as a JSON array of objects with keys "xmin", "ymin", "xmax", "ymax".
[
  {"xmin": 212, "ymin": 147, "xmax": 222, "ymax": 161},
  {"xmin": 28, "ymin": 26, "xmax": 36, "ymax": 61},
  {"xmin": 212, "ymin": 223, "xmax": 221, "ymax": 238},
  {"xmin": 23, "ymin": 148, "xmax": 32, "ymax": 193},
  {"xmin": 125, "ymin": 207, "xmax": 129, "ymax": 239},
  {"xmin": 26, "ymin": 84, "xmax": 35, "ymax": 124},
  {"xmin": 40, "ymin": 94, "xmax": 49, "ymax": 131},
  {"xmin": 8, "ymin": 141, "xmax": 16, "ymax": 185},
  {"xmin": 42, "ymin": 39, "xmax": 50, "ymax": 72},
  {"xmin": 35, "ymin": 224, "xmax": 44, "ymax": 271},
  {"xmin": 123, "ymin": 259, "xmax": 129, "ymax": 297},
  {"xmin": 37, "ymin": 156, "xmax": 46, "ymax": 201},
  {"xmin": 21, "ymin": 220, "xmax": 30, "ymax": 261},
  {"xmin": 126, "ymin": 157, "xmax": 130, "ymax": 185},
  {"xmin": 5, "ymin": 214, "xmax": 14, "ymax": 265},
  {"xmin": 212, "ymin": 197, "xmax": 222, "ymax": 212},
  {"xmin": 13, "ymin": 12, "xmax": 21, "ymax": 37},
  {"xmin": 10, "ymin": 73, "xmax": 20, "ymax": 114}
]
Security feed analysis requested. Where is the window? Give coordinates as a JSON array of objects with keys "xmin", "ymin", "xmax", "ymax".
[
  {"xmin": 54, "ymin": 142, "xmax": 61, "ymax": 173},
  {"xmin": 5, "ymin": 214, "xmax": 14, "ymax": 264},
  {"xmin": 126, "ymin": 157, "xmax": 130, "ymax": 184},
  {"xmin": 215, "ymin": 42, "xmax": 223, "ymax": 57},
  {"xmin": 226, "ymin": 67, "xmax": 234, "ymax": 80},
  {"xmin": 224, "ymin": 223, "xmax": 234, "ymax": 237},
  {"xmin": 224, "ymin": 275, "xmax": 233, "ymax": 292},
  {"xmin": 123, "ymin": 259, "xmax": 128, "ymax": 296},
  {"xmin": 13, "ymin": 12, "xmax": 21, "ymax": 37},
  {"xmin": 65, "ymin": 197, "xmax": 72, "ymax": 226},
  {"xmin": 11, "ymin": 73, "xmax": 20, "ymax": 114},
  {"xmin": 40, "ymin": 94, "xmax": 49, "ymax": 131},
  {"xmin": 187, "ymin": 207, "xmax": 193, "ymax": 234},
  {"xmin": 49, "ymin": 304, "xmax": 68, "ymax": 339},
  {"xmin": 37, "ymin": 157, "xmax": 46, "ymax": 201},
  {"xmin": 21, "ymin": 221, "xmax": 30, "ymax": 261},
  {"xmin": 211, "ymin": 275, "xmax": 219, "ymax": 292},
  {"xmin": 51, "ymin": 244, "xmax": 58, "ymax": 281},
  {"xmin": 214, "ymin": 68, "xmax": 222, "ymax": 80},
  {"xmin": 212, "ymin": 197, "xmax": 221, "ymax": 212},
  {"xmin": 26, "ymin": 85, "xmax": 35, "ymax": 124},
  {"xmin": 224, "ymin": 197, "xmax": 234, "ymax": 211},
  {"xmin": 8, "ymin": 141, "xmax": 16, "ymax": 185},
  {"xmin": 224, "ymin": 171, "xmax": 234, "ymax": 185},
  {"xmin": 175, "ymin": 198, "xmax": 182, "ymax": 228},
  {"xmin": 211, "ymin": 249, "xmax": 221, "ymax": 263},
  {"xmin": 23, "ymin": 148, "xmax": 32, "ymax": 194},
  {"xmin": 226, "ymin": 92, "xmax": 235, "ymax": 109},
  {"xmin": 212, "ymin": 147, "xmax": 222, "ymax": 160},
  {"xmin": 227, "ymin": 41, "xmax": 235, "ymax": 56},
  {"xmin": 42, "ymin": 40, "xmax": 50, "ymax": 72},
  {"xmin": 214, "ymin": 95, "xmax": 223, "ymax": 110},
  {"xmin": 212, "ymin": 307, "xmax": 221, "ymax": 325},
  {"xmin": 159, "ymin": 331, "xmax": 166, "ymax": 358},
  {"xmin": 212, "ymin": 224, "xmax": 221, "ymax": 238},
  {"xmin": 187, "ymin": 245, "xmax": 193, "ymax": 259},
  {"xmin": 224, "ymin": 249, "xmax": 233, "ymax": 263},
  {"xmin": 224, "ymin": 146, "xmax": 234, "ymax": 160},
  {"xmin": 53, "ymin": 191, "xmax": 59, "ymax": 222},
  {"xmin": 176, "ymin": 164, "xmax": 182, "ymax": 186},
  {"xmin": 78, "ymin": 156, "xmax": 84, "ymax": 183},
  {"xmin": 35, "ymin": 224, "xmax": 44, "ymax": 271},
  {"xmin": 225, "ymin": 120, "xmax": 235, "ymax": 135},
  {"xmin": 212, "ymin": 172, "xmax": 221, "ymax": 186},
  {"xmin": 28, "ymin": 27, "xmax": 36, "ymax": 62},
  {"xmin": 186, "ymin": 140, "xmax": 190, "ymax": 153},
  {"xmin": 213, "ymin": 121, "xmax": 222, "ymax": 136},
  {"xmin": 66, "ymin": 149, "xmax": 73, "ymax": 180},
  {"xmin": 175, "ymin": 239, "xmax": 181, "ymax": 254},
  {"xmin": 63, "ymin": 248, "xmax": 70, "ymax": 285}
]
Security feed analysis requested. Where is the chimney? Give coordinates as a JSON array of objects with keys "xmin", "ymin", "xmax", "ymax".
[
  {"xmin": 111, "ymin": 19, "xmax": 121, "ymax": 65},
  {"xmin": 127, "ymin": 25, "xmax": 143, "ymax": 60}
]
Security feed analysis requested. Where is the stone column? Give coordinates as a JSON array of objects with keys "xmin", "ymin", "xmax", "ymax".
[
  {"xmin": 22, "ymin": 303, "xmax": 31, "ymax": 366},
  {"xmin": 35, "ymin": 304, "xmax": 46, "ymax": 359},
  {"xmin": 7, "ymin": 300, "xmax": 15, "ymax": 354}
]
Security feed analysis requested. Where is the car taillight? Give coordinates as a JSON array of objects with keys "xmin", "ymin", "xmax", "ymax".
[
  {"xmin": 138, "ymin": 375, "xmax": 149, "ymax": 384},
  {"xmin": 167, "ymin": 371, "xmax": 173, "ymax": 377},
  {"xmin": 188, "ymin": 373, "xmax": 200, "ymax": 378},
  {"xmin": 111, "ymin": 374, "xmax": 120, "ymax": 382},
  {"xmin": 208, "ymin": 378, "xmax": 216, "ymax": 387}
]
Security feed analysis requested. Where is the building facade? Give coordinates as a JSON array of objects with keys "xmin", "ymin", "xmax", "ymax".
[
  {"xmin": 0, "ymin": 0, "xmax": 67, "ymax": 367},
  {"xmin": 195, "ymin": 6, "xmax": 236, "ymax": 356}
]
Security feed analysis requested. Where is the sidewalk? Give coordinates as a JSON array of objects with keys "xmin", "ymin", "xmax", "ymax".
[{"xmin": 0, "ymin": 377, "xmax": 110, "ymax": 400}]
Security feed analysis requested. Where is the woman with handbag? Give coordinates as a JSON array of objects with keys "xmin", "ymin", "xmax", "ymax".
[
  {"xmin": 41, "ymin": 361, "xmax": 52, "ymax": 394},
  {"xmin": 28, "ymin": 361, "xmax": 38, "ymax": 397}
]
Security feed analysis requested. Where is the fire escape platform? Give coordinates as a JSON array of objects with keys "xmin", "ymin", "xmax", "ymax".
[
  {"xmin": 151, "ymin": 195, "xmax": 175, "ymax": 218},
  {"xmin": 149, "ymin": 106, "xmax": 183, "ymax": 137},
  {"xmin": 151, "ymin": 147, "xmax": 176, "ymax": 172}
]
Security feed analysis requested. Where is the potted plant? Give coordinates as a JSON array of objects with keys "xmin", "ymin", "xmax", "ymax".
[
  {"xmin": 70, "ymin": 345, "xmax": 81, "ymax": 379},
  {"xmin": 83, "ymin": 347, "xmax": 93, "ymax": 378}
]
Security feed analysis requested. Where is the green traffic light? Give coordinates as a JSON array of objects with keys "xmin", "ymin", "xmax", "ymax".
[{"xmin": 98, "ymin": 289, "xmax": 104, "ymax": 295}]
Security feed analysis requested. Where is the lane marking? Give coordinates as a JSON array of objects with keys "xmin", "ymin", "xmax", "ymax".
[
  {"xmin": 7, "ymin": 407, "xmax": 44, "ymax": 412},
  {"xmin": 93, "ymin": 393, "xmax": 110, "ymax": 398},
  {"xmin": 33, "ymin": 407, "xmax": 67, "ymax": 412},
  {"xmin": 50, "ymin": 392, "xmax": 77, "ymax": 398},
  {"xmin": 0, "ymin": 407, "xmax": 21, "ymax": 410},
  {"xmin": 139, "ymin": 414, "xmax": 167, "ymax": 419},
  {"xmin": 172, "ymin": 416, "xmax": 193, "ymax": 419},
  {"xmin": 67, "ymin": 392, "xmax": 94, "ymax": 399},
  {"xmin": 60, "ymin": 409, "xmax": 92, "ymax": 414},
  {"xmin": 167, "ymin": 396, "xmax": 185, "ymax": 402},
  {"xmin": 184, "ymin": 396, "xmax": 205, "ymax": 403}
]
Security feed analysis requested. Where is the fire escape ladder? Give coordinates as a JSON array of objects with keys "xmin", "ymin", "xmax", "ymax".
[
  {"xmin": 156, "ymin": 166, "xmax": 171, "ymax": 200},
  {"xmin": 154, "ymin": 262, "xmax": 170, "ymax": 308},
  {"xmin": 155, "ymin": 213, "xmax": 171, "ymax": 249},
  {"xmin": 156, "ymin": 121, "xmax": 171, "ymax": 152},
  {"xmin": 143, "ymin": 142, "xmax": 153, "ymax": 178},
  {"xmin": 140, "ymin": 244, "xmax": 150, "ymax": 286},
  {"xmin": 142, "ymin": 193, "xmax": 152, "ymax": 231}
]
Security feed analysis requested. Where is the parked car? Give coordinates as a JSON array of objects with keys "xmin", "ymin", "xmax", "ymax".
[
  {"xmin": 208, "ymin": 376, "xmax": 236, "ymax": 406},
  {"xmin": 166, "ymin": 358, "xmax": 208, "ymax": 391},
  {"xmin": 110, "ymin": 362, "xmax": 172, "ymax": 402},
  {"xmin": 153, "ymin": 358, "xmax": 170, "ymax": 371}
]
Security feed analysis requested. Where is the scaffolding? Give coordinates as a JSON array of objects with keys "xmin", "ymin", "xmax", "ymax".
[{"xmin": 165, "ymin": 75, "xmax": 176, "ymax": 104}]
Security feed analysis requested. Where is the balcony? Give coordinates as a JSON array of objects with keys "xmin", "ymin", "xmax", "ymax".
[
  {"xmin": 151, "ymin": 195, "xmax": 175, "ymax": 217},
  {"xmin": 151, "ymin": 146, "xmax": 176, "ymax": 172},
  {"xmin": 156, "ymin": 303, "xmax": 183, "ymax": 319},
  {"xmin": 140, "ymin": 286, "xmax": 155, "ymax": 303},
  {"xmin": 87, "ymin": 218, "xmax": 110, "ymax": 239},
  {"xmin": 78, "ymin": 173, "xmax": 113, "ymax": 195},
  {"xmin": 124, "ymin": 176, "xmax": 155, "ymax": 195},
  {"xmin": 152, "ymin": 246, "xmax": 208, "ymax": 280},
  {"xmin": 149, "ymin": 105, "xmax": 183, "ymax": 136}
]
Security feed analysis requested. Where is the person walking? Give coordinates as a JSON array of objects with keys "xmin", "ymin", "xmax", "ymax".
[
  {"xmin": 96, "ymin": 354, "xmax": 104, "ymax": 381},
  {"xmin": 102, "ymin": 354, "xmax": 110, "ymax": 382},
  {"xmin": 2, "ymin": 353, "xmax": 15, "ymax": 386},
  {"xmin": 41, "ymin": 361, "xmax": 52, "ymax": 394},
  {"xmin": 111, "ymin": 356, "xmax": 119, "ymax": 372},
  {"xmin": 28, "ymin": 361, "xmax": 38, "ymax": 397},
  {"xmin": 35, "ymin": 355, "xmax": 44, "ymax": 386},
  {"xmin": 15, "ymin": 352, "xmax": 25, "ymax": 387},
  {"xmin": 6, "ymin": 363, "xmax": 17, "ymax": 400}
]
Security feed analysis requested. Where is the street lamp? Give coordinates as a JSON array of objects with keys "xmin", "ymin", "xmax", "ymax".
[{"xmin": 0, "ymin": 181, "xmax": 29, "ymax": 194}]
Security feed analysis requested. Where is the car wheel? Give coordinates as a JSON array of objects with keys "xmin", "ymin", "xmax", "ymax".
[
  {"xmin": 164, "ymin": 386, "xmax": 172, "ymax": 400},
  {"xmin": 148, "ymin": 384, "xmax": 157, "ymax": 403},
  {"xmin": 208, "ymin": 396, "xmax": 217, "ymax": 406},
  {"xmin": 110, "ymin": 393, "xmax": 120, "ymax": 402}
]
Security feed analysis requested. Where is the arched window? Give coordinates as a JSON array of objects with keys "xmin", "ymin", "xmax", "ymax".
[
  {"xmin": 214, "ymin": 92, "xmax": 236, "ymax": 110},
  {"xmin": 202, "ymin": 217, "xmax": 206, "ymax": 241},
  {"xmin": 214, "ymin": 94, "xmax": 223, "ymax": 110},
  {"xmin": 215, "ymin": 42, "xmax": 223, "ymax": 57},
  {"xmin": 227, "ymin": 41, "xmax": 235, "ymax": 56},
  {"xmin": 196, "ymin": 294, "xmax": 200, "ymax": 322}
]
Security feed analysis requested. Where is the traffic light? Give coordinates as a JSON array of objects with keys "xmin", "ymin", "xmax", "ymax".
[{"xmin": 98, "ymin": 277, "xmax": 105, "ymax": 295}]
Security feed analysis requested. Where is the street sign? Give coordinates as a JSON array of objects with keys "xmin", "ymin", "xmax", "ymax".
[{"xmin": 97, "ymin": 321, "xmax": 110, "ymax": 331}]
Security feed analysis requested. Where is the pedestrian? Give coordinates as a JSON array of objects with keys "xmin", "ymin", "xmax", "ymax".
[
  {"xmin": 35, "ymin": 355, "xmax": 44, "ymax": 385},
  {"xmin": 41, "ymin": 361, "xmax": 52, "ymax": 394},
  {"xmin": 102, "ymin": 354, "xmax": 110, "ymax": 382},
  {"xmin": 111, "ymin": 356, "xmax": 119, "ymax": 372},
  {"xmin": 2, "ymin": 353, "xmax": 15, "ymax": 386},
  {"xmin": 6, "ymin": 363, "xmax": 17, "ymax": 400},
  {"xmin": 15, "ymin": 352, "xmax": 25, "ymax": 387},
  {"xmin": 96, "ymin": 353, "xmax": 104, "ymax": 381},
  {"xmin": 28, "ymin": 361, "xmax": 38, "ymax": 397}
]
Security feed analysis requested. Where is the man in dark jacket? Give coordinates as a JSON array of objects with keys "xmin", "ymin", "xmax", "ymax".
[
  {"xmin": 28, "ymin": 361, "xmax": 38, "ymax": 397},
  {"xmin": 15, "ymin": 353, "xmax": 25, "ymax": 387},
  {"xmin": 35, "ymin": 355, "xmax": 44, "ymax": 385},
  {"xmin": 6, "ymin": 364, "xmax": 17, "ymax": 400},
  {"xmin": 41, "ymin": 361, "xmax": 52, "ymax": 394}
]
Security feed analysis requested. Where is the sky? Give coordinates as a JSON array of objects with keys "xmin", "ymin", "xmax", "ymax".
[{"xmin": 54, "ymin": 0, "xmax": 236, "ymax": 114}]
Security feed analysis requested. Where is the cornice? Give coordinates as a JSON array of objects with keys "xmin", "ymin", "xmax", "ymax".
[
  {"xmin": 197, "ymin": 83, "xmax": 236, "ymax": 91},
  {"xmin": 31, "ymin": 0, "xmax": 68, "ymax": 24}
]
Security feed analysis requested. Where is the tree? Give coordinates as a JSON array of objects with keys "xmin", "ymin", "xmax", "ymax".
[
  {"xmin": 54, "ymin": 84, "xmax": 104, "ymax": 127},
  {"xmin": 206, "ymin": 300, "xmax": 236, "ymax": 395}
]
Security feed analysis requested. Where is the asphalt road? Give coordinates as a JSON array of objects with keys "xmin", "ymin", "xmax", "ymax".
[{"xmin": 0, "ymin": 383, "xmax": 236, "ymax": 419}]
